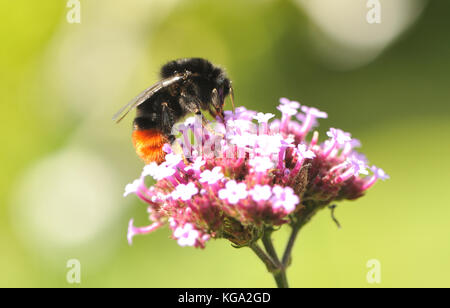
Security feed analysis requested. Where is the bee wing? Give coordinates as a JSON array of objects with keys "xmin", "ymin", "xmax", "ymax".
[{"xmin": 112, "ymin": 74, "xmax": 186, "ymax": 123}]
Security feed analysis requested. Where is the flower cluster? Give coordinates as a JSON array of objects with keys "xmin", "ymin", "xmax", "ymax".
[{"xmin": 125, "ymin": 98, "xmax": 389, "ymax": 248}]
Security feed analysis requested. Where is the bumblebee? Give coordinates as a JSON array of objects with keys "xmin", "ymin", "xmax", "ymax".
[{"xmin": 113, "ymin": 58, "xmax": 234, "ymax": 164}]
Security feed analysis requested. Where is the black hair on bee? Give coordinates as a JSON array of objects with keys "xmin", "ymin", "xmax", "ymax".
[{"xmin": 113, "ymin": 58, "xmax": 234, "ymax": 164}]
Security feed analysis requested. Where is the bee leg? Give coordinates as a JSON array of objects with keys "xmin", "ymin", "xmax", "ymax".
[
  {"xmin": 162, "ymin": 116, "xmax": 190, "ymax": 163},
  {"xmin": 194, "ymin": 110, "xmax": 209, "ymax": 127},
  {"xmin": 170, "ymin": 139, "xmax": 190, "ymax": 164},
  {"xmin": 194, "ymin": 110, "xmax": 224, "ymax": 138},
  {"xmin": 168, "ymin": 134, "xmax": 176, "ymax": 144},
  {"xmin": 161, "ymin": 102, "xmax": 175, "ymax": 136},
  {"xmin": 193, "ymin": 110, "xmax": 211, "ymax": 130},
  {"xmin": 183, "ymin": 95, "xmax": 223, "ymax": 138}
]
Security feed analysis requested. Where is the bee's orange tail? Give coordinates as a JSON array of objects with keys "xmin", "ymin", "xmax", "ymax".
[{"xmin": 132, "ymin": 129, "xmax": 168, "ymax": 164}]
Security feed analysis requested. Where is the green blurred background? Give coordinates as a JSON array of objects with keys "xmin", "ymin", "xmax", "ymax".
[{"xmin": 1, "ymin": 0, "xmax": 449, "ymax": 287}]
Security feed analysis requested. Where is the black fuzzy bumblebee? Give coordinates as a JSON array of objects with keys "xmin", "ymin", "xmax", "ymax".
[{"xmin": 113, "ymin": 58, "xmax": 234, "ymax": 164}]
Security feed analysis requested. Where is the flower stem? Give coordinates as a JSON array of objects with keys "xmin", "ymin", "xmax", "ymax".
[
  {"xmin": 262, "ymin": 229, "xmax": 280, "ymax": 264},
  {"xmin": 252, "ymin": 206, "xmax": 318, "ymax": 288},
  {"xmin": 249, "ymin": 243, "xmax": 278, "ymax": 273},
  {"xmin": 281, "ymin": 225, "xmax": 300, "ymax": 268},
  {"xmin": 282, "ymin": 206, "xmax": 317, "ymax": 269},
  {"xmin": 273, "ymin": 271, "xmax": 289, "ymax": 288},
  {"xmin": 249, "ymin": 241, "xmax": 289, "ymax": 288},
  {"xmin": 262, "ymin": 229, "xmax": 289, "ymax": 288}
]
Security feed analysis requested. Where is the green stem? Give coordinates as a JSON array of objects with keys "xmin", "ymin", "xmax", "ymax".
[
  {"xmin": 261, "ymin": 229, "xmax": 280, "ymax": 264},
  {"xmin": 281, "ymin": 225, "xmax": 300, "ymax": 268},
  {"xmin": 282, "ymin": 205, "xmax": 318, "ymax": 268},
  {"xmin": 262, "ymin": 229, "xmax": 289, "ymax": 288},
  {"xmin": 251, "ymin": 206, "xmax": 318, "ymax": 288},
  {"xmin": 273, "ymin": 271, "xmax": 288, "ymax": 288},
  {"xmin": 249, "ymin": 242, "xmax": 289, "ymax": 287},
  {"xmin": 249, "ymin": 243, "xmax": 278, "ymax": 272}
]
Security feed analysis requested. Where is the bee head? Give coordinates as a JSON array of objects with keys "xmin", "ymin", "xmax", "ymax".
[{"xmin": 210, "ymin": 77, "xmax": 233, "ymax": 121}]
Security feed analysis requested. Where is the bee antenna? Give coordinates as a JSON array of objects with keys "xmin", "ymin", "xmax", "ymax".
[{"xmin": 229, "ymin": 84, "xmax": 235, "ymax": 114}]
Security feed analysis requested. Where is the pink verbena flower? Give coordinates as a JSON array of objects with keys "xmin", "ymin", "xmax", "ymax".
[
  {"xmin": 199, "ymin": 167, "xmax": 224, "ymax": 184},
  {"xmin": 124, "ymin": 98, "xmax": 389, "ymax": 248},
  {"xmin": 253, "ymin": 112, "xmax": 275, "ymax": 123},
  {"xmin": 219, "ymin": 180, "xmax": 248, "ymax": 204},
  {"xmin": 271, "ymin": 186, "xmax": 299, "ymax": 213},
  {"xmin": 249, "ymin": 156, "xmax": 275, "ymax": 173},
  {"xmin": 249, "ymin": 185, "xmax": 272, "ymax": 202},
  {"xmin": 173, "ymin": 223, "xmax": 200, "ymax": 247},
  {"xmin": 297, "ymin": 105, "xmax": 328, "ymax": 138},
  {"xmin": 171, "ymin": 182, "xmax": 199, "ymax": 201}
]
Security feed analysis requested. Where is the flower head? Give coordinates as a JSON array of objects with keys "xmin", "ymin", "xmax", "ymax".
[
  {"xmin": 249, "ymin": 185, "xmax": 272, "ymax": 202},
  {"xmin": 199, "ymin": 167, "xmax": 224, "ymax": 184},
  {"xmin": 124, "ymin": 97, "xmax": 388, "ymax": 248},
  {"xmin": 249, "ymin": 156, "xmax": 275, "ymax": 173},
  {"xmin": 165, "ymin": 153, "xmax": 183, "ymax": 167},
  {"xmin": 253, "ymin": 112, "xmax": 275, "ymax": 123},
  {"xmin": 143, "ymin": 162, "xmax": 176, "ymax": 181},
  {"xmin": 297, "ymin": 105, "xmax": 328, "ymax": 137},
  {"xmin": 279, "ymin": 97, "xmax": 301, "ymax": 110},
  {"xmin": 218, "ymin": 180, "xmax": 248, "ymax": 204},
  {"xmin": 271, "ymin": 186, "xmax": 299, "ymax": 213},
  {"xmin": 371, "ymin": 165, "xmax": 390, "ymax": 181},
  {"xmin": 277, "ymin": 103, "xmax": 299, "ymax": 117},
  {"xmin": 301, "ymin": 105, "xmax": 328, "ymax": 119},
  {"xmin": 297, "ymin": 144, "xmax": 315, "ymax": 160},
  {"xmin": 123, "ymin": 178, "xmax": 143, "ymax": 197},
  {"xmin": 361, "ymin": 166, "xmax": 390, "ymax": 190},
  {"xmin": 173, "ymin": 223, "xmax": 200, "ymax": 247},
  {"xmin": 184, "ymin": 157, "xmax": 206, "ymax": 172},
  {"xmin": 327, "ymin": 128, "xmax": 352, "ymax": 145},
  {"xmin": 171, "ymin": 183, "xmax": 198, "ymax": 201}
]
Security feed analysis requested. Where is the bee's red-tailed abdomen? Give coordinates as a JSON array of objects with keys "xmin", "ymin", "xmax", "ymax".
[{"xmin": 132, "ymin": 129, "xmax": 168, "ymax": 164}]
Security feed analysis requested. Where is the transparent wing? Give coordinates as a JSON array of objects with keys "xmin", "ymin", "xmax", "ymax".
[{"xmin": 112, "ymin": 74, "xmax": 186, "ymax": 123}]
